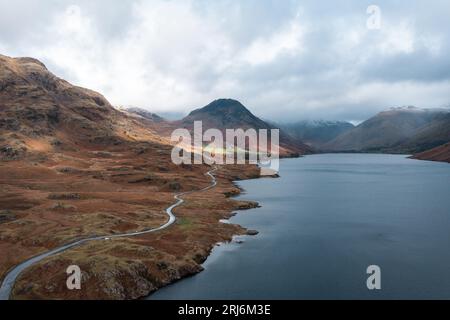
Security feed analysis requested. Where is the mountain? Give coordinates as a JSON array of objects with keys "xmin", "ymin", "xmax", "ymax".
[
  {"xmin": 0, "ymin": 54, "xmax": 168, "ymax": 160},
  {"xmin": 178, "ymin": 99, "xmax": 313, "ymax": 157},
  {"xmin": 119, "ymin": 106, "xmax": 166, "ymax": 123},
  {"xmin": 281, "ymin": 120, "xmax": 354, "ymax": 149},
  {"xmin": 323, "ymin": 107, "xmax": 450, "ymax": 153},
  {"xmin": 412, "ymin": 142, "xmax": 450, "ymax": 163},
  {"xmin": 183, "ymin": 99, "xmax": 273, "ymax": 129}
]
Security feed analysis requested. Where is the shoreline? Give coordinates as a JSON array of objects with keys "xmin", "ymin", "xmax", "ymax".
[
  {"xmin": 145, "ymin": 154, "xmax": 450, "ymax": 300},
  {"xmin": 144, "ymin": 173, "xmax": 272, "ymax": 300},
  {"xmin": 145, "ymin": 153, "xmax": 450, "ymax": 299}
]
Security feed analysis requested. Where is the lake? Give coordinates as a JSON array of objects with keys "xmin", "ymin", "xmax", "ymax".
[{"xmin": 149, "ymin": 154, "xmax": 450, "ymax": 300}]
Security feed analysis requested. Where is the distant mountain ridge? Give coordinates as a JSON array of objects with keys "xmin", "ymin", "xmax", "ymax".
[
  {"xmin": 5, "ymin": 53, "xmax": 447, "ymax": 161},
  {"xmin": 323, "ymin": 107, "xmax": 450, "ymax": 153},
  {"xmin": 280, "ymin": 120, "xmax": 354, "ymax": 149},
  {"xmin": 119, "ymin": 106, "xmax": 166, "ymax": 123}
]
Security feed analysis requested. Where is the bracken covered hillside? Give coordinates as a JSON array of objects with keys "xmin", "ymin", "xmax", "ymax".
[{"xmin": 0, "ymin": 55, "xmax": 262, "ymax": 299}]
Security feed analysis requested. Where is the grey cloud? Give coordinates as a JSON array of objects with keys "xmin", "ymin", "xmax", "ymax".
[
  {"xmin": 362, "ymin": 51, "xmax": 450, "ymax": 83},
  {"xmin": 0, "ymin": 0, "xmax": 449, "ymax": 122}
]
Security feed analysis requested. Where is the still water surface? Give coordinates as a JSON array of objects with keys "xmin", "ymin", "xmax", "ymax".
[{"xmin": 150, "ymin": 154, "xmax": 450, "ymax": 299}]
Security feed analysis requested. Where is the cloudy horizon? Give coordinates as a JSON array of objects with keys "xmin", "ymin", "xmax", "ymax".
[{"xmin": 1, "ymin": 0, "xmax": 449, "ymax": 122}]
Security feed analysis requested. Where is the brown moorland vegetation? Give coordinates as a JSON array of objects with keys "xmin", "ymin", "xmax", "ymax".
[{"xmin": 0, "ymin": 54, "xmax": 268, "ymax": 299}]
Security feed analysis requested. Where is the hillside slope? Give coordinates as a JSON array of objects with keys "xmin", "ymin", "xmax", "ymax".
[
  {"xmin": 0, "ymin": 54, "xmax": 170, "ymax": 160},
  {"xmin": 323, "ymin": 107, "xmax": 450, "ymax": 153},
  {"xmin": 400, "ymin": 112, "xmax": 450, "ymax": 152},
  {"xmin": 412, "ymin": 142, "xmax": 450, "ymax": 163}
]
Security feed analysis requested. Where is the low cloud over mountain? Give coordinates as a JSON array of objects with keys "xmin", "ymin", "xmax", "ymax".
[{"xmin": 1, "ymin": 0, "xmax": 449, "ymax": 122}]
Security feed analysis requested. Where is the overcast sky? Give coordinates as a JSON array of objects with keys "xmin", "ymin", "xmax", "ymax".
[{"xmin": 1, "ymin": 0, "xmax": 449, "ymax": 122}]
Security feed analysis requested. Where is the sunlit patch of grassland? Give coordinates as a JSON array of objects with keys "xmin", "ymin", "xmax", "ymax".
[{"xmin": 177, "ymin": 217, "xmax": 194, "ymax": 230}]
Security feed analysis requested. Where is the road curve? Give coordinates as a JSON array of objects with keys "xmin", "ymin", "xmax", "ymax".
[{"xmin": 0, "ymin": 167, "xmax": 218, "ymax": 300}]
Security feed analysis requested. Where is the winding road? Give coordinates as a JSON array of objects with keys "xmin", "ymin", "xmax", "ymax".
[{"xmin": 0, "ymin": 167, "xmax": 218, "ymax": 300}]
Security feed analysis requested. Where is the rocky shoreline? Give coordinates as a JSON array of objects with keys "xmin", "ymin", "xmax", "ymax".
[{"xmin": 143, "ymin": 181, "xmax": 262, "ymax": 300}]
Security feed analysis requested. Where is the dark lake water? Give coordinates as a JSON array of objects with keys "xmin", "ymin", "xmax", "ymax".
[{"xmin": 149, "ymin": 154, "xmax": 450, "ymax": 300}]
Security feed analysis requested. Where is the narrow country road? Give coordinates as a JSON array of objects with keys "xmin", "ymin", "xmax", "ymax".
[{"xmin": 0, "ymin": 167, "xmax": 218, "ymax": 300}]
